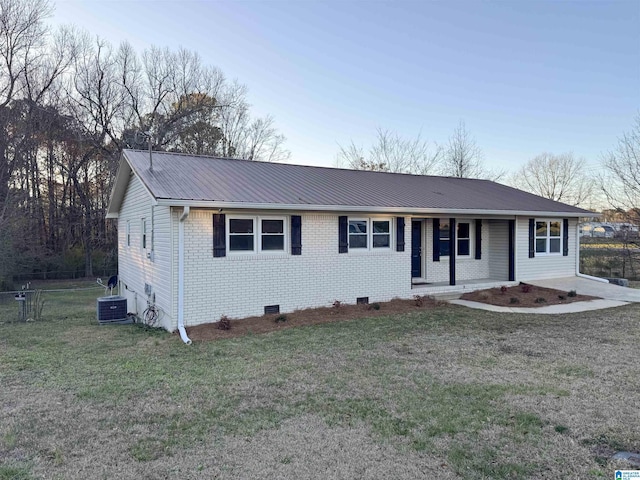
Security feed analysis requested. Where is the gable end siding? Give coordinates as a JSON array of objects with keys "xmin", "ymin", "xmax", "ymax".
[
  {"xmin": 118, "ymin": 175, "xmax": 174, "ymax": 330},
  {"xmin": 516, "ymin": 216, "xmax": 577, "ymax": 281}
]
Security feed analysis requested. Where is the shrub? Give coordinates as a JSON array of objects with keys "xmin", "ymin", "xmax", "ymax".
[
  {"xmin": 370, "ymin": 303, "xmax": 381, "ymax": 310},
  {"xmin": 567, "ymin": 290, "xmax": 577, "ymax": 297},
  {"xmin": 558, "ymin": 295, "xmax": 566, "ymax": 301},
  {"xmin": 500, "ymin": 285, "xmax": 508, "ymax": 294},
  {"xmin": 274, "ymin": 314, "xmax": 287, "ymax": 323},
  {"xmin": 332, "ymin": 300, "xmax": 341, "ymax": 309},
  {"xmin": 217, "ymin": 315, "xmax": 231, "ymax": 330},
  {"xmin": 534, "ymin": 297, "xmax": 547, "ymax": 304},
  {"xmin": 509, "ymin": 297, "xmax": 519, "ymax": 304},
  {"xmin": 413, "ymin": 295, "xmax": 424, "ymax": 307},
  {"xmin": 521, "ymin": 284, "xmax": 532, "ymax": 293}
]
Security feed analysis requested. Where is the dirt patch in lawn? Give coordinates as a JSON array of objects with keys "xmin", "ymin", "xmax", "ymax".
[
  {"xmin": 186, "ymin": 296, "xmax": 446, "ymax": 342},
  {"xmin": 460, "ymin": 283, "xmax": 598, "ymax": 307}
]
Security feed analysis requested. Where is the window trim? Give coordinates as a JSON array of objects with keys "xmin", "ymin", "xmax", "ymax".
[
  {"xmin": 347, "ymin": 217, "xmax": 393, "ymax": 252},
  {"xmin": 372, "ymin": 219, "xmax": 392, "ymax": 249},
  {"xmin": 438, "ymin": 219, "xmax": 473, "ymax": 258},
  {"xmin": 226, "ymin": 215, "xmax": 288, "ymax": 255},
  {"xmin": 535, "ymin": 219, "xmax": 563, "ymax": 256},
  {"xmin": 348, "ymin": 217, "xmax": 369, "ymax": 250},
  {"xmin": 457, "ymin": 222, "xmax": 471, "ymax": 257},
  {"xmin": 259, "ymin": 216, "xmax": 287, "ymax": 253},
  {"xmin": 141, "ymin": 218, "xmax": 147, "ymax": 251}
]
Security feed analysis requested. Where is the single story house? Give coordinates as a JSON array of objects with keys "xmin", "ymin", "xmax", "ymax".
[{"xmin": 106, "ymin": 149, "xmax": 597, "ymax": 341}]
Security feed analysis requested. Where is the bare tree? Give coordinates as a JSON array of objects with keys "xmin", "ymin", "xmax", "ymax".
[
  {"xmin": 441, "ymin": 120, "xmax": 503, "ymax": 180},
  {"xmin": 601, "ymin": 114, "xmax": 640, "ymax": 216},
  {"xmin": 218, "ymin": 103, "xmax": 290, "ymax": 162},
  {"xmin": 337, "ymin": 128, "xmax": 442, "ymax": 174},
  {"xmin": 0, "ymin": 0, "xmax": 52, "ymax": 107},
  {"xmin": 509, "ymin": 152, "xmax": 594, "ymax": 206}
]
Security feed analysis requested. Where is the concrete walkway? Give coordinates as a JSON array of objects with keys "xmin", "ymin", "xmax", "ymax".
[
  {"xmin": 449, "ymin": 276, "xmax": 638, "ymax": 314},
  {"xmin": 528, "ymin": 276, "xmax": 640, "ymax": 302},
  {"xmin": 450, "ymin": 298, "xmax": 629, "ymax": 314}
]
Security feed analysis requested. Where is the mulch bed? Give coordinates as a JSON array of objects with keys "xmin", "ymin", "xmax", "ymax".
[
  {"xmin": 185, "ymin": 297, "xmax": 446, "ymax": 342},
  {"xmin": 460, "ymin": 283, "xmax": 598, "ymax": 307},
  {"xmin": 184, "ymin": 284, "xmax": 600, "ymax": 342}
]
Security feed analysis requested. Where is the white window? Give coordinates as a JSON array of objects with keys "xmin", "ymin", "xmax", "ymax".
[
  {"xmin": 372, "ymin": 220, "xmax": 391, "ymax": 248},
  {"xmin": 349, "ymin": 219, "xmax": 368, "ymax": 249},
  {"xmin": 228, "ymin": 217, "xmax": 255, "ymax": 252},
  {"xmin": 141, "ymin": 218, "xmax": 147, "ymax": 250},
  {"xmin": 348, "ymin": 218, "xmax": 391, "ymax": 251},
  {"xmin": 535, "ymin": 220, "xmax": 562, "ymax": 255},
  {"xmin": 228, "ymin": 216, "xmax": 287, "ymax": 254},
  {"xmin": 126, "ymin": 220, "xmax": 131, "ymax": 248},
  {"xmin": 260, "ymin": 218, "xmax": 285, "ymax": 252},
  {"xmin": 439, "ymin": 220, "xmax": 472, "ymax": 257},
  {"xmin": 457, "ymin": 222, "xmax": 470, "ymax": 256}
]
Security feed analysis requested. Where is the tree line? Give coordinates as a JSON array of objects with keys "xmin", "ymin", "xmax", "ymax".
[
  {"xmin": 2, "ymin": 0, "xmax": 639, "ymax": 288},
  {"xmin": 0, "ymin": 0, "xmax": 289, "ymax": 288},
  {"xmin": 338, "ymin": 118, "xmax": 640, "ymax": 218}
]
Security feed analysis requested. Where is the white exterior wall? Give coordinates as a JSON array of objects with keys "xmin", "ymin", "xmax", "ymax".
[
  {"xmin": 423, "ymin": 218, "xmax": 491, "ymax": 283},
  {"xmin": 516, "ymin": 216, "xmax": 577, "ymax": 281},
  {"xmin": 117, "ymin": 176, "xmax": 174, "ymax": 330},
  {"xmin": 173, "ymin": 209, "xmax": 413, "ymax": 327},
  {"xmin": 488, "ymin": 220, "xmax": 510, "ymax": 281}
]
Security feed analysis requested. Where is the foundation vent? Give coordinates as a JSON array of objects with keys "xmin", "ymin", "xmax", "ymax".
[{"xmin": 264, "ymin": 305, "xmax": 280, "ymax": 315}]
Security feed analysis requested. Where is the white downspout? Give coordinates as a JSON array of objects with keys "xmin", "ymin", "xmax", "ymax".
[
  {"xmin": 575, "ymin": 220, "xmax": 609, "ymax": 283},
  {"xmin": 178, "ymin": 206, "xmax": 193, "ymax": 344}
]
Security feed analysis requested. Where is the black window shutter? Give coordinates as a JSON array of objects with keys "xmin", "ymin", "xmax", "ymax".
[
  {"xmin": 433, "ymin": 218, "xmax": 440, "ymax": 262},
  {"xmin": 562, "ymin": 218, "xmax": 569, "ymax": 256},
  {"xmin": 528, "ymin": 218, "xmax": 535, "ymax": 258},
  {"xmin": 213, "ymin": 213, "xmax": 226, "ymax": 257},
  {"xmin": 291, "ymin": 215, "xmax": 302, "ymax": 255},
  {"xmin": 338, "ymin": 216, "xmax": 348, "ymax": 253},
  {"xmin": 475, "ymin": 219, "xmax": 482, "ymax": 260},
  {"xmin": 396, "ymin": 217, "xmax": 405, "ymax": 252}
]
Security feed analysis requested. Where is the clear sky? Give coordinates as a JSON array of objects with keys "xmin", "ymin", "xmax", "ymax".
[{"xmin": 50, "ymin": 0, "xmax": 640, "ymax": 173}]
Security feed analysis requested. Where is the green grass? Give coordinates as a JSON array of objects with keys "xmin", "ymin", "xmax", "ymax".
[{"xmin": 1, "ymin": 280, "xmax": 639, "ymax": 478}]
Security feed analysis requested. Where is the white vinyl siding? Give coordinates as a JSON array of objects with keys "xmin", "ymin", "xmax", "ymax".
[
  {"xmin": 118, "ymin": 175, "xmax": 174, "ymax": 330},
  {"xmin": 488, "ymin": 220, "xmax": 510, "ymax": 281},
  {"xmin": 516, "ymin": 216, "xmax": 576, "ymax": 281}
]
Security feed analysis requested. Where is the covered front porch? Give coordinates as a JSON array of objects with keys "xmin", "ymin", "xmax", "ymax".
[{"xmin": 409, "ymin": 217, "xmax": 516, "ymax": 288}]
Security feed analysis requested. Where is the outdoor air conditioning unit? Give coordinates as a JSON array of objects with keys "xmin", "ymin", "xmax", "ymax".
[{"xmin": 96, "ymin": 296, "xmax": 130, "ymax": 325}]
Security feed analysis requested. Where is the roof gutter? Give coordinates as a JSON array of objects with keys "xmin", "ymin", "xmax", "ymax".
[
  {"xmin": 155, "ymin": 199, "xmax": 597, "ymax": 218},
  {"xmin": 177, "ymin": 206, "xmax": 193, "ymax": 345}
]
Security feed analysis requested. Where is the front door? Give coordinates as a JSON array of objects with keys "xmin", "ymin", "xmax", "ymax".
[{"xmin": 411, "ymin": 220, "xmax": 422, "ymax": 278}]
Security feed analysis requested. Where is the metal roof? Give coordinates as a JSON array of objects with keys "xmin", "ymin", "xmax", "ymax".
[{"xmin": 107, "ymin": 149, "xmax": 596, "ymax": 217}]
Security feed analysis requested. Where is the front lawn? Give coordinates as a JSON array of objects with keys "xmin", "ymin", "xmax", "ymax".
[{"xmin": 0, "ymin": 282, "xmax": 638, "ymax": 479}]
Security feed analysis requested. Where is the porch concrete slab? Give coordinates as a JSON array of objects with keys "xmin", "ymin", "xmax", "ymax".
[
  {"xmin": 450, "ymin": 298, "xmax": 629, "ymax": 314},
  {"xmin": 527, "ymin": 276, "xmax": 640, "ymax": 303}
]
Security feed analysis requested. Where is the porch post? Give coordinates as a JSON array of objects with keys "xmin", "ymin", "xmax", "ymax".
[
  {"xmin": 449, "ymin": 218, "xmax": 456, "ymax": 286},
  {"xmin": 508, "ymin": 219, "xmax": 515, "ymax": 281}
]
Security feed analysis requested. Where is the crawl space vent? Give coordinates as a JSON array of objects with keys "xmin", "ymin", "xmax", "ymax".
[
  {"xmin": 264, "ymin": 305, "xmax": 280, "ymax": 315},
  {"xmin": 356, "ymin": 297, "xmax": 369, "ymax": 305}
]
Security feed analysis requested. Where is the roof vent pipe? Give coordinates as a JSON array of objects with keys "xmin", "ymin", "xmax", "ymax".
[{"xmin": 148, "ymin": 132, "xmax": 153, "ymax": 172}]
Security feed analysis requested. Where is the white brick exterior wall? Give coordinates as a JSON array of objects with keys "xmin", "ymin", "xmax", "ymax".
[{"xmin": 174, "ymin": 209, "xmax": 413, "ymax": 328}]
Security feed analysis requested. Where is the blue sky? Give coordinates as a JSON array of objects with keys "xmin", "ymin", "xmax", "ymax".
[{"xmin": 51, "ymin": 0, "xmax": 639, "ymax": 172}]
